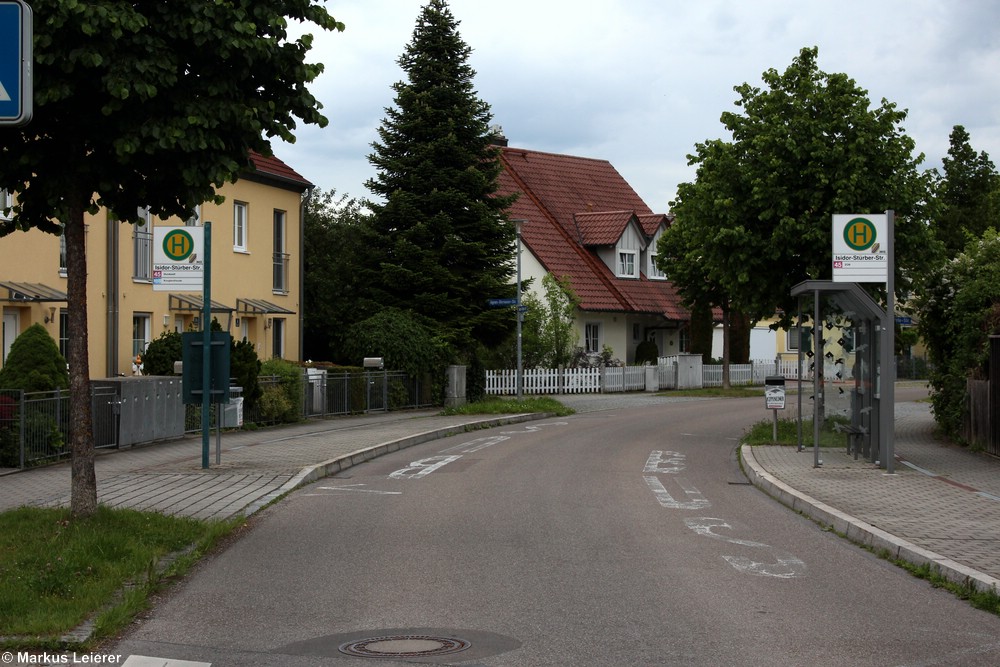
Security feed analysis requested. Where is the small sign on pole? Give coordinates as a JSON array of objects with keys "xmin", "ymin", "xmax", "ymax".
[
  {"xmin": 0, "ymin": 0, "xmax": 32, "ymax": 127},
  {"xmin": 765, "ymin": 376, "xmax": 786, "ymax": 442},
  {"xmin": 153, "ymin": 226, "xmax": 205, "ymax": 291}
]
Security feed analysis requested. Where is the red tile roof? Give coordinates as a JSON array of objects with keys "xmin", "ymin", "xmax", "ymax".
[
  {"xmin": 498, "ymin": 146, "xmax": 688, "ymax": 320},
  {"xmin": 248, "ymin": 150, "xmax": 312, "ymax": 191}
]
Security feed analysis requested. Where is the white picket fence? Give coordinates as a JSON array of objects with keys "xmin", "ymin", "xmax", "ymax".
[{"xmin": 485, "ymin": 358, "xmax": 805, "ymax": 396}]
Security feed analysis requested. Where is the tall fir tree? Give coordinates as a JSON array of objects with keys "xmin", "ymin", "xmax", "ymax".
[
  {"xmin": 936, "ymin": 125, "xmax": 1000, "ymax": 258},
  {"xmin": 363, "ymin": 0, "xmax": 517, "ymax": 356}
]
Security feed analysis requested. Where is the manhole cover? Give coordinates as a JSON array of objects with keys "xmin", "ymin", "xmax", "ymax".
[{"xmin": 339, "ymin": 634, "xmax": 471, "ymax": 658}]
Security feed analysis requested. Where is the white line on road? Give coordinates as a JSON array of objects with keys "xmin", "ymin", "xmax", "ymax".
[{"xmin": 643, "ymin": 475, "xmax": 710, "ymax": 510}]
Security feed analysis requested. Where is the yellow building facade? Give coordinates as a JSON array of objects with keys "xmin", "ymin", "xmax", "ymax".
[{"xmin": 0, "ymin": 152, "xmax": 309, "ymax": 378}]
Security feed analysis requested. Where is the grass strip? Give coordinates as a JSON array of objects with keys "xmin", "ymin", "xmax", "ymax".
[{"xmin": 0, "ymin": 505, "xmax": 239, "ymax": 649}]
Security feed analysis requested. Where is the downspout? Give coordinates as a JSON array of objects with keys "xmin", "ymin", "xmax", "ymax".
[
  {"xmin": 106, "ymin": 213, "xmax": 119, "ymax": 377},
  {"xmin": 298, "ymin": 186, "xmax": 311, "ymax": 362}
]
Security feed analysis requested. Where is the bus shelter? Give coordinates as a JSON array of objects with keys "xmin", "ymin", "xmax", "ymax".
[{"xmin": 790, "ymin": 280, "xmax": 893, "ymax": 472}]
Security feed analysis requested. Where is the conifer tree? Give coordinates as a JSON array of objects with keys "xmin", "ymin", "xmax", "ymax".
[{"xmin": 363, "ymin": 0, "xmax": 517, "ymax": 356}]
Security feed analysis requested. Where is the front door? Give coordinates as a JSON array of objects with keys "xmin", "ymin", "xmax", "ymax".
[{"xmin": 2, "ymin": 310, "xmax": 19, "ymax": 364}]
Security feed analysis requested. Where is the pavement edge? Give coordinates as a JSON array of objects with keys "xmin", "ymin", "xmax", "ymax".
[{"xmin": 740, "ymin": 444, "xmax": 1000, "ymax": 595}]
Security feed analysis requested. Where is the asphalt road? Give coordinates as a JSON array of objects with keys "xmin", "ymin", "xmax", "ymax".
[{"xmin": 112, "ymin": 395, "xmax": 1000, "ymax": 666}]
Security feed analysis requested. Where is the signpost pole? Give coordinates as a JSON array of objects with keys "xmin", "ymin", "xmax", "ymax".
[
  {"xmin": 881, "ymin": 210, "xmax": 896, "ymax": 473},
  {"xmin": 201, "ymin": 222, "xmax": 212, "ymax": 469}
]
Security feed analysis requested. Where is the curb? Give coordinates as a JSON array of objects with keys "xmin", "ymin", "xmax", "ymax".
[
  {"xmin": 740, "ymin": 444, "xmax": 1000, "ymax": 595},
  {"xmin": 240, "ymin": 412, "xmax": 552, "ymax": 517}
]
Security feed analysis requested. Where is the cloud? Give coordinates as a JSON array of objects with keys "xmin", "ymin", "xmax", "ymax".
[{"xmin": 275, "ymin": 0, "xmax": 1000, "ymax": 213}]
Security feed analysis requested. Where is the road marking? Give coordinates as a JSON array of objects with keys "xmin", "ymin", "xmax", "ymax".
[
  {"xmin": 499, "ymin": 421, "xmax": 569, "ymax": 434},
  {"xmin": 644, "ymin": 450, "xmax": 686, "ymax": 474},
  {"xmin": 723, "ymin": 555, "xmax": 806, "ymax": 578},
  {"xmin": 311, "ymin": 485, "xmax": 401, "ymax": 495},
  {"xmin": 440, "ymin": 435, "xmax": 509, "ymax": 453},
  {"xmin": 683, "ymin": 517, "xmax": 769, "ymax": 547},
  {"xmin": 123, "ymin": 656, "xmax": 211, "ymax": 667},
  {"xmin": 389, "ymin": 455, "xmax": 462, "ymax": 479},
  {"xmin": 643, "ymin": 475, "xmax": 710, "ymax": 510}
]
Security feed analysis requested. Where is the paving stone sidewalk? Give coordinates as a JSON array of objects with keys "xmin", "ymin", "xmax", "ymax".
[
  {"xmin": 0, "ymin": 409, "xmax": 540, "ymax": 520},
  {"xmin": 745, "ymin": 399, "xmax": 1000, "ymax": 592}
]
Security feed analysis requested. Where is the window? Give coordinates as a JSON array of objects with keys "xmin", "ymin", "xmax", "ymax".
[
  {"xmin": 59, "ymin": 311, "xmax": 69, "ymax": 360},
  {"xmin": 234, "ymin": 201, "xmax": 248, "ymax": 252},
  {"xmin": 59, "ymin": 226, "xmax": 67, "ymax": 276},
  {"xmin": 0, "ymin": 189, "xmax": 11, "ymax": 221},
  {"xmin": 787, "ymin": 326, "xmax": 813, "ymax": 353},
  {"xmin": 679, "ymin": 326, "xmax": 690, "ymax": 353},
  {"xmin": 585, "ymin": 322, "xmax": 601, "ymax": 353},
  {"xmin": 271, "ymin": 318, "xmax": 285, "ymax": 359},
  {"xmin": 273, "ymin": 209, "xmax": 288, "ymax": 293},
  {"xmin": 618, "ymin": 251, "xmax": 637, "ymax": 278},
  {"xmin": 132, "ymin": 207, "xmax": 153, "ymax": 281},
  {"xmin": 132, "ymin": 314, "xmax": 151, "ymax": 363},
  {"xmin": 649, "ymin": 252, "xmax": 665, "ymax": 279},
  {"xmin": 186, "ymin": 204, "xmax": 201, "ymax": 227}
]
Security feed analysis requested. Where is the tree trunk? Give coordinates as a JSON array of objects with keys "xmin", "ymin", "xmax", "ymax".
[{"xmin": 65, "ymin": 201, "xmax": 97, "ymax": 517}]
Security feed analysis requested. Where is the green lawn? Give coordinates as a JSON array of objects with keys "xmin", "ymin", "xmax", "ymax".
[{"xmin": 0, "ymin": 505, "xmax": 238, "ymax": 649}]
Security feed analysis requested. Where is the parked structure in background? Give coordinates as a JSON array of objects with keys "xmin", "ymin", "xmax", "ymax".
[
  {"xmin": 493, "ymin": 134, "xmax": 691, "ymax": 365},
  {"xmin": 0, "ymin": 152, "xmax": 309, "ymax": 377}
]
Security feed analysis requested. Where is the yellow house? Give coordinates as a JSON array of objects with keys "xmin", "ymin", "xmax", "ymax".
[{"xmin": 0, "ymin": 151, "xmax": 310, "ymax": 378}]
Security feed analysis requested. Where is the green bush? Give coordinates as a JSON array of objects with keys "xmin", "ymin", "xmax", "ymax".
[
  {"xmin": 231, "ymin": 337, "xmax": 262, "ymax": 415},
  {"xmin": 260, "ymin": 358, "xmax": 302, "ymax": 424},
  {"xmin": 140, "ymin": 330, "xmax": 182, "ymax": 376},
  {"xmin": 0, "ymin": 324, "xmax": 68, "ymax": 392}
]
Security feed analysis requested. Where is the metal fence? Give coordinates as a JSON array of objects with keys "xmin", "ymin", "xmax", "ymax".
[{"xmin": 3, "ymin": 368, "xmax": 437, "ymax": 470}]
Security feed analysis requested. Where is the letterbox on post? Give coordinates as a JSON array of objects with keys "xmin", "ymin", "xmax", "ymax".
[{"xmin": 765, "ymin": 375, "xmax": 786, "ymax": 442}]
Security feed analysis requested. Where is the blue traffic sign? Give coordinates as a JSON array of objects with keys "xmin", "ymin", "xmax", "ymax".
[
  {"xmin": 0, "ymin": 0, "xmax": 32, "ymax": 126},
  {"xmin": 488, "ymin": 298, "xmax": 518, "ymax": 307}
]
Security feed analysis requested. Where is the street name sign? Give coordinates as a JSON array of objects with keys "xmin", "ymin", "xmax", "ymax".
[
  {"xmin": 153, "ymin": 226, "xmax": 205, "ymax": 291},
  {"xmin": 0, "ymin": 0, "xmax": 32, "ymax": 126},
  {"xmin": 488, "ymin": 298, "xmax": 518, "ymax": 307},
  {"xmin": 832, "ymin": 214, "xmax": 888, "ymax": 283}
]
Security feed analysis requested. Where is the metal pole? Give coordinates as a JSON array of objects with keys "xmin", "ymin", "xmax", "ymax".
[
  {"xmin": 201, "ymin": 221, "xmax": 212, "ymax": 469},
  {"xmin": 515, "ymin": 219, "xmax": 524, "ymax": 401},
  {"xmin": 814, "ymin": 288, "xmax": 822, "ymax": 467},
  {"xmin": 882, "ymin": 210, "xmax": 896, "ymax": 473}
]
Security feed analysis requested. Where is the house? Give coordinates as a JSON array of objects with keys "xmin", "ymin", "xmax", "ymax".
[
  {"xmin": 496, "ymin": 140, "xmax": 690, "ymax": 364},
  {"xmin": 0, "ymin": 151, "xmax": 310, "ymax": 378}
]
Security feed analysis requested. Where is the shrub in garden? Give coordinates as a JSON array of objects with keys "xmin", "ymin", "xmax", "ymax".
[{"xmin": 0, "ymin": 324, "xmax": 68, "ymax": 392}]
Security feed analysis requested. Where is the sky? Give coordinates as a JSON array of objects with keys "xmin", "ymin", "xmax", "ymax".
[{"xmin": 273, "ymin": 0, "xmax": 1000, "ymax": 214}]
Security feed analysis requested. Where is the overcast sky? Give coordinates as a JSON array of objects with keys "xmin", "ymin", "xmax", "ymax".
[{"xmin": 274, "ymin": 0, "xmax": 1000, "ymax": 214}]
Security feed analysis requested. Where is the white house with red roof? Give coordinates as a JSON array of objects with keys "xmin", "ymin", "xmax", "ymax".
[{"xmin": 496, "ymin": 141, "xmax": 693, "ymax": 364}]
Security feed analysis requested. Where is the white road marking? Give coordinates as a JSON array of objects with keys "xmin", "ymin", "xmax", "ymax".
[
  {"xmin": 440, "ymin": 435, "xmax": 509, "ymax": 453},
  {"xmin": 123, "ymin": 656, "xmax": 211, "ymax": 667},
  {"xmin": 499, "ymin": 421, "xmax": 569, "ymax": 434},
  {"xmin": 389, "ymin": 455, "xmax": 462, "ymax": 479},
  {"xmin": 723, "ymin": 555, "xmax": 806, "ymax": 578},
  {"xmin": 683, "ymin": 517, "xmax": 769, "ymax": 547},
  {"xmin": 644, "ymin": 450, "xmax": 686, "ymax": 474},
  {"xmin": 312, "ymin": 485, "xmax": 401, "ymax": 495},
  {"xmin": 643, "ymin": 475, "xmax": 710, "ymax": 510}
]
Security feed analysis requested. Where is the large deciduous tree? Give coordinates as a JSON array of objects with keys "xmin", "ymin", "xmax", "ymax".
[
  {"xmin": 362, "ymin": 0, "xmax": 517, "ymax": 359},
  {"xmin": 0, "ymin": 0, "xmax": 342, "ymax": 516},
  {"xmin": 661, "ymin": 47, "xmax": 936, "ymax": 335}
]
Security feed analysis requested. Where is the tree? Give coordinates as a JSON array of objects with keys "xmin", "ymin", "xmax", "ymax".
[
  {"xmin": 536, "ymin": 273, "xmax": 580, "ymax": 368},
  {"xmin": 662, "ymin": 47, "xmax": 936, "ymax": 338},
  {"xmin": 0, "ymin": 324, "xmax": 69, "ymax": 392},
  {"xmin": 935, "ymin": 125, "xmax": 1000, "ymax": 258},
  {"xmin": 916, "ymin": 230, "xmax": 1000, "ymax": 439},
  {"xmin": 361, "ymin": 0, "xmax": 517, "ymax": 358},
  {"xmin": 302, "ymin": 188, "xmax": 367, "ymax": 362},
  {"xmin": 0, "ymin": 1, "xmax": 343, "ymax": 516}
]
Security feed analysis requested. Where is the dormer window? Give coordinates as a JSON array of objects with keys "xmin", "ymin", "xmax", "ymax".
[
  {"xmin": 618, "ymin": 250, "xmax": 637, "ymax": 278},
  {"xmin": 648, "ymin": 252, "xmax": 665, "ymax": 280}
]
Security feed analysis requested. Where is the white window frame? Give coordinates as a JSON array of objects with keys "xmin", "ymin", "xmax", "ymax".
[
  {"xmin": 234, "ymin": 201, "xmax": 248, "ymax": 252},
  {"xmin": 132, "ymin": 313, "xmax": 151, "ymax": 362},
  {"xmin": 787, "ymin": 326, "xmax": 812, "ymax": 352},
  {"xmin": 0, "ymin": 189, "xmax": 12, "ymax": 221},
  {"xmin": 132, "ymin": 207, "xmax": 153, "ymax": 282},
  {"xmin": 618, "ymin": 250, "xmax": 637, "ymax": 278},
  {"xmin": 584, "ymin": 322, "xmax": 601, "ymax": 353},
  {"xmin": 648, "ymin": 252, "xmax": 666, "ymax": 279}
]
